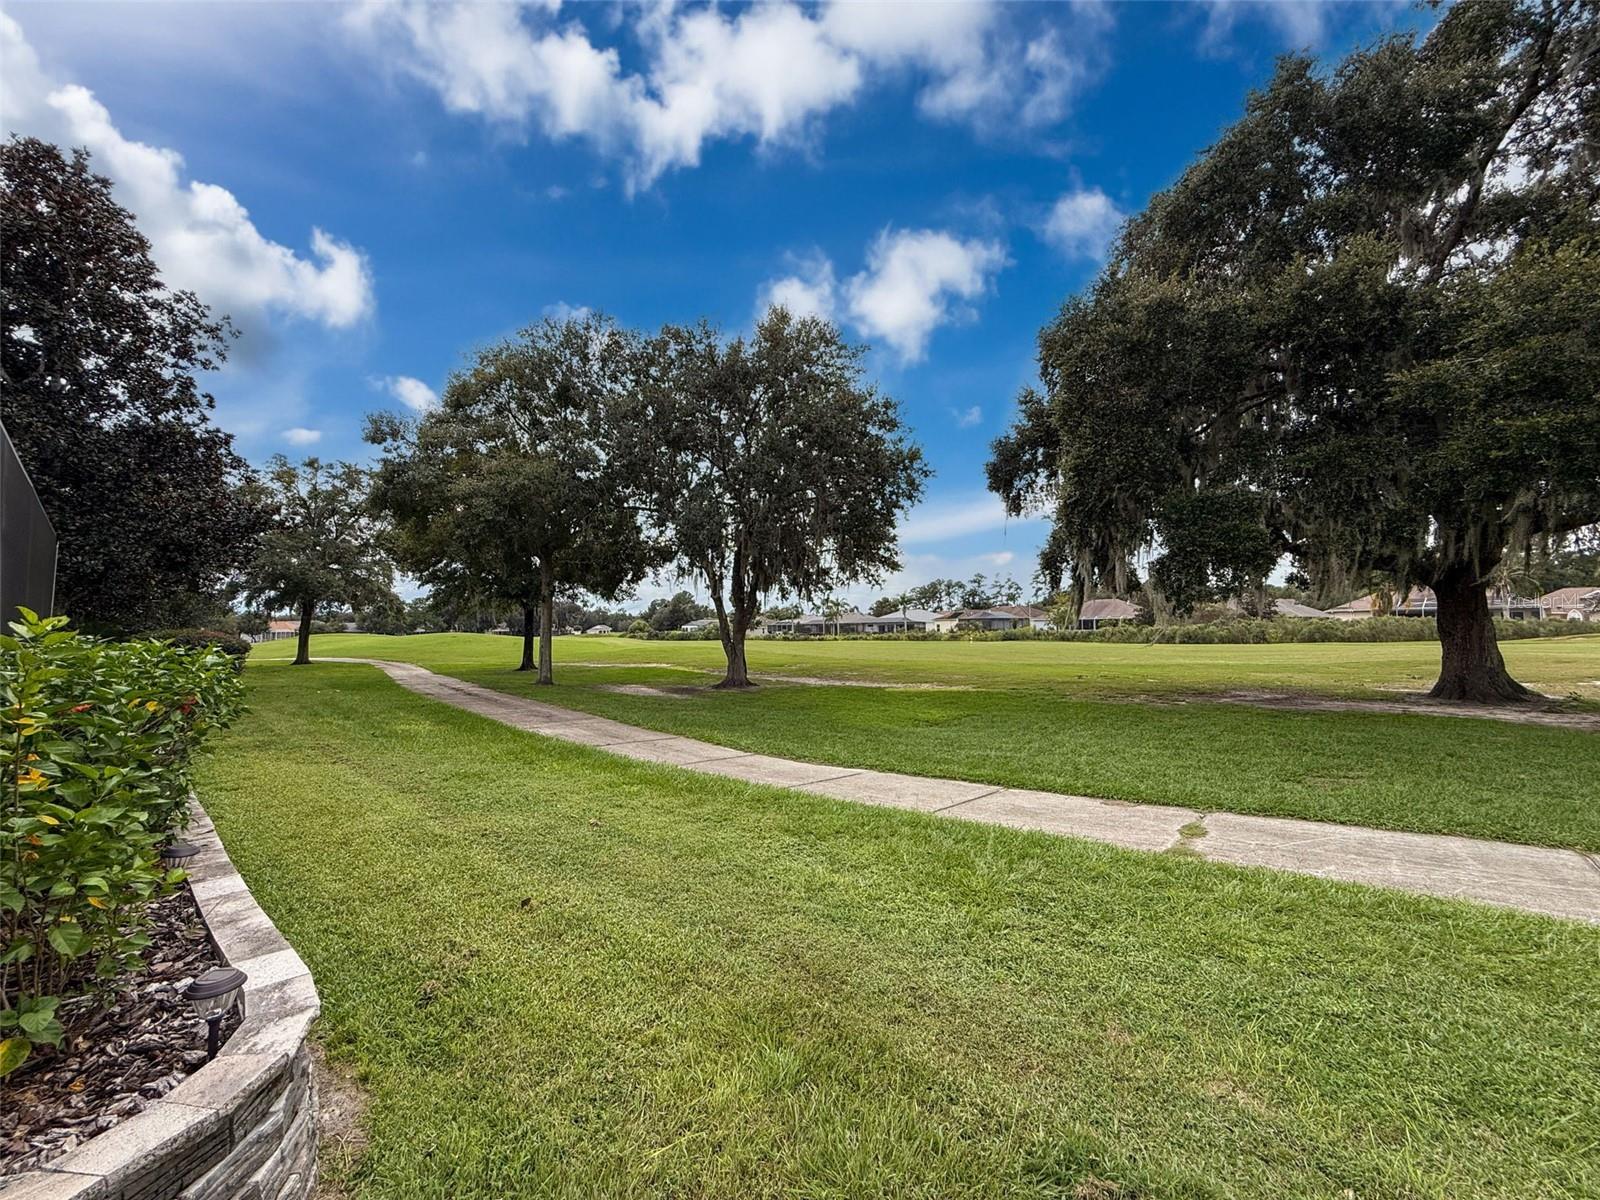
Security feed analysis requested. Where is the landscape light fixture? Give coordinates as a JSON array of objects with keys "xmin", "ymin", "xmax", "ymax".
[
  {"xmin": 185, "ymin": 966, "xmax": 247, "ymax": 1062},
  {"xmin": 159, "ymin": 841, "xmax": 199, "ymax": 870}
]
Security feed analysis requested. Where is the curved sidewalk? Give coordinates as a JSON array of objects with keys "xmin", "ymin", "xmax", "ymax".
[{"xmin": 332, "ymin": 658, "xmax": 1600, "ymax": 925}]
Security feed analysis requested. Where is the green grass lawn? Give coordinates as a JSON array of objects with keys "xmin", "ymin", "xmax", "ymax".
[
  {"xmin": 253, "ymin": 629, "xmax": 1600, "ymax": 698},
  {"xmin": 252, "ymin": 633, "xmax": 1600, "ymax": 850},
  {"xmin": 199, "ymin": 663, "xmax": 1600, "ymax": 1200}
]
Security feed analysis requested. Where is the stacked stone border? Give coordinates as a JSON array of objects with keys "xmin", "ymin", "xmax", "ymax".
[{"xmin": 4, "ymin": 802, "xmax": 320, "ymax": 1200}]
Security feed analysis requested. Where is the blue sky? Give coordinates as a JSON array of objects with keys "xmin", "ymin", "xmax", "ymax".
[{"xmin": 1, "ymin": 0, "xmax": 1431, "ymax": 605}]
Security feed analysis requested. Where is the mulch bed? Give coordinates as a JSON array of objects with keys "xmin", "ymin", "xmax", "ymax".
[{"xmin": 0, "ymin": 886, "xmax": 241, "ymax": 1174}]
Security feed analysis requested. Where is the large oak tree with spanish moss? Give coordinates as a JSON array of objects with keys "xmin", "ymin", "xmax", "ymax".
[{"xmin": 989, "ymin": 0, "xmax": 1600, "ymax": 703}]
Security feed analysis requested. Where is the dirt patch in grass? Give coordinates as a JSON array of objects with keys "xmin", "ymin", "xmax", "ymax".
[
  {"xmin": 310, "ymin": 1042, "xmax": 370, "ymax": 1200},
  {"xmin": 596, "ymin": 683, "xmax": 700, "ymax": 699},
  {"xmin": 755, "ymin": 674, "xmax": 973, "ymax": 690},
  {"xmin": 565, "ymin": 661, "xmax": 711, "ymax": 673},
  {"xmin": 596, "ymin": 676, "xmax": 975, "ymax": 697},
  {"xmin": 1189, "ymin": 689, "xmax": 1600, "ymax": 731}
]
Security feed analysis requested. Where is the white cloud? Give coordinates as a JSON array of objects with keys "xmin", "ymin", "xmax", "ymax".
[
  {"xmin": 818, "ymin": 1, "xmax": 992, "ymax": 72},
  {"xmin": 346, "ymin": 1, "xmax": 1111, "ymax": 190},
  {"xmin": 953, "ymin": 405, "xmax": 983, "ymax": 428},
  {"xmin": 899, "ymin": 493, "xmax": 1038, "ymax": 546},
  {"xmin": 282, "ymin": 427, "xmax": 322, "ymax": 445},
  {"xmin": 542, "ymin": 301, "xmax": 592, "ymax": 322},
  {"xmin": 0, "ymin": 13, "xmax": 374, "ymax": 330},
  {"xmin": 756, "ymin": 254, "xmax": 837, "ymax": 322},
  {"xmin": 756, "ymin": 230, "xmax": 1006, "ymax": 361},
  {"xmin": 913, "ymin": 16, "xmax": 1106, "ymax": 131},
  {"xmin": 375, "ymin": 375, "xmax": 438, "ymax": 412},
  {"xmin": 1201, "ymin": 0, "xmax": 1328, "ymax": 48},
  {"xmin": 977, "ymin": 550, "xmax": 1015, "ymax": 568},
  {"xmin": 844, "ymin": 229, "xmax": 1007, "ymax": 362},
  {"xmin": 1198, "ymin": 0, "xmax": 1406, "ymax": 52},
  {"xmin": 1041, "ymin": 187, "xmax": 1125, "ymax": 261}
]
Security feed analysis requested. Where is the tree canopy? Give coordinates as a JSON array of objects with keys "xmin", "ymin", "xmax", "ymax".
[
  {"xmin": 871, "ymin": 574, "xmax": 1027, "ymax": 615},
  {"xmin": 0, "ymin": 137, "xmax": 263, "ymax": 631},
  {"xmin": 642, "ymin": 591, "xmax": 714, "ymax": 632},
  {"xmin": 240, "ymin": 457, "xmax": 392, "ymax": 665},
  {"xmin": 988, "ymin": 0, "xmax": 1600, "ymax": 702},
  {"xmin": 367, "ymin": 313, "xmax": 656, "ymax": 681},
  {"xmin": 623, "ymin": 308, "xmax": 928, "ymax": 686}
]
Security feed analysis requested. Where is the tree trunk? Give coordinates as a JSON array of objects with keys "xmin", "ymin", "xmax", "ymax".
[
  {"xmin": 1428, "ymin": 570, "xmax": 1537, "ymax": 704},
  {"xmin": 517, "ymin": 603, "xmax": 536, "ymax": 672},
  {"xmin": 710, "ymin": 593, "xmax": 754, "ymax": 689},
  {"xmin": 537, "ymin": 561, "xmax": 555, "ymax": 686},
  {"xmin": 292, "ymin": 598, "xmax": 314, "ymax": 666},
  {"xmin": 716, "ymin": 625, "xmax": 752, "ymax": 689}
]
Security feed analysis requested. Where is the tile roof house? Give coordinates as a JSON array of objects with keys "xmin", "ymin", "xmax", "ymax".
[
  {"xmin": 1224, "ymin": 598, "xmax": 1332, "ymax": 619},
  {"xmin": 1076, "ymin": 598, "xmax": 1140, "ymax": 629},
  {"xmin": 1271, "ymin": 599, "xmax": 1332, "ymax": 618},
  {"xmin": 249, "ymin": 617, "xmax": 301, "ymax": 643},
  {"xmin": 772, "ymin": 609, "xmax": 941, "ymax": 635},
  {"xmin": 928, "ymin": 608, "xmax": 1034, "ymax": 632},
  {"xmin": 1325, "ymin": 587, "xmax": 1544, "ymax": 620},
  {"xmin": 992, "ymin": 604, "xmax": 1057, "ymax": 630},
  {"xmin": 1540, "ymin": 586, "xmax": 1600, "ymax": 621}
]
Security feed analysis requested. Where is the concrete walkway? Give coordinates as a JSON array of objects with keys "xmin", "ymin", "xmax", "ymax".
[{"xmin": 332, "ymin": 658, "xmax": 1600, "ymax": 925}]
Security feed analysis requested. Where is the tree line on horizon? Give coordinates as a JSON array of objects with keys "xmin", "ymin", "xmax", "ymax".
[{"xmin": 3, "ymin": 0, "xmax": 1597, "ymax": 703}]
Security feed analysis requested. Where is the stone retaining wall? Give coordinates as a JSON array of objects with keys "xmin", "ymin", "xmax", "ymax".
[{"xmin": 4, "ymin": 804, "xmax": 320, "ymax": 1200}]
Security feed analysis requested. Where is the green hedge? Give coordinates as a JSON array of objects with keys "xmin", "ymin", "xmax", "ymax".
[
  {"xmin": 759, "ymin": 616, "xmax": 1599, "ymax": 645},
  {"xmin": 149, "ymin": 627, "xmax": 252, "ymax": 668},
  {"xmin": 1, "ymin": 612, "xmax": 244, "ymax": 1076},
  {"xmin": 637, "ymin": 626, "xmax": 723, "ymax": 641},
  {"xmin": 1010, "ymin": 616, "xmax": 1596, "ymax": 644}
]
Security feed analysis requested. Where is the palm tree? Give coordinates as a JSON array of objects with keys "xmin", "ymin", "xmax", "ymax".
[{"xmin": 821, "ymin": 595, "xmax": 845, "ymax": 636}]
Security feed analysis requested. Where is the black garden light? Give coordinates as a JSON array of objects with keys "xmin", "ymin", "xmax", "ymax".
[
  {"xmin": 158, "ymin": 842, "xmax": 199, "ymax": 870},
  {"xmin": 185, "ymin": 966, "xmax": 247, "ymax": 1062}
]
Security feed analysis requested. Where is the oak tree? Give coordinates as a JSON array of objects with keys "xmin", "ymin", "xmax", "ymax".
[
  {"xmin": 367, "ymin": 314, "xmax": 655, "ymax": 682},
  {"xmin": 240, "ymin": 458, "xmax": 392, "ymax": 665},
  {"xmin": 625, "ymin": 309, "xmax": 928, "ymax": 687},
  {"xmin": 989, "ymin": 0, "xmax": 1600, "ymax": 702}
]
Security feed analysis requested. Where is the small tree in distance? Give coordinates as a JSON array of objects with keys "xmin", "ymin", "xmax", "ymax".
[
  {"xmin": 358, "ymin": 591, "xmax": 410, "ymax": 636},
  {"xmin": 643, "ymin": 591, "xmax": 714, "ymax": 632},
  {"xmin": 623, "ymin": 308, "xmax": 928, "ymax": 687},
  {"xmin": 241, "ymin": 457, "xmax": 392, "ymax": 666}
]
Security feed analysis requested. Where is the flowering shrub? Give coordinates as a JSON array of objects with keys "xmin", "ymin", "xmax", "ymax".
[
  {"xmin": 149, "ymin": 628, "xmax": 252, "ymax": 670},
  {"xmin": 1, "ymin": 612, "xmax": 243, "ymax": 1076}
]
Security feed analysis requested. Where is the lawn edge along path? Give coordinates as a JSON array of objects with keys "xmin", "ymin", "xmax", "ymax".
[{"xmin": 327, "ymin": 658, "xmax": 1600, "ymax": 925}]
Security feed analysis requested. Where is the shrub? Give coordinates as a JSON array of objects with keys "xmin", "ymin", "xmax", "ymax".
[
  {"xmin": 627, "ymin": 619, "xmax": 651, "ymax": 637},
  {"xmin": 657, "ymin": 625, "xmax": 722, "ymax": 641},
  {"xmin": 965, "ymin": 615, "xmax": 1600, "ymax": 645},
  {"xmin": 1, "ymin": 612, "xmax": 244, "ymax": 1077},
  {"xmin": 149, "ymin": 627, "xmax": 252, "ymax": 670},
  {"xmin": 761, "ymin": 615, "xmax": 1599, "ymax": 645}
]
